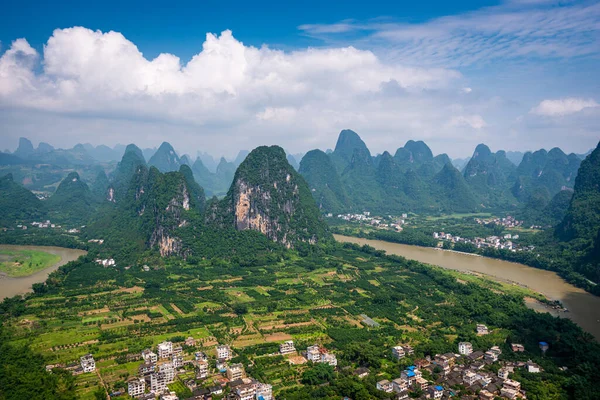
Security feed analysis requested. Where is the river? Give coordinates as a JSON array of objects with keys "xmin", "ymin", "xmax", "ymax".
[
  {"xmin": 334, "ymin": 234, "xmax": 600, "ymax": 341},
  {"xmin": 0, "ymin": 245, "xmax": 86, "ymax": 300}
]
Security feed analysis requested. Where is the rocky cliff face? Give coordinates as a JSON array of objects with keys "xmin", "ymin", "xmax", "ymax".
[{"xmin": 210, "ymin": 145, "xmax": 330, "ymax": 247}]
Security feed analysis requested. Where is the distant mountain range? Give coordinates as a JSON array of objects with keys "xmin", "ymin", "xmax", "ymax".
[
  {"xmin": 1, "ymin": 134, "xmax": 592, "ymax": 221},
  {"xmin": 297, "ymin": 130, "xmax": 585, "ymax": 218}
]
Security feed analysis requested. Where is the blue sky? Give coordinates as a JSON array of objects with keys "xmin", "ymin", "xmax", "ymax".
[{"xmin": 0, "ymin": 0, "xmax": 598, "ymax": 158}]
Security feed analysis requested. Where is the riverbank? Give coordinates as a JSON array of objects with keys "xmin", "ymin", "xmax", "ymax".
[
  {"xmin": 335, "ymin": 234, "xmax": 600, "ymax": 341},
  {"xmin": 0, "ymin": 245, "xmax": 86, "ymax": 299}
]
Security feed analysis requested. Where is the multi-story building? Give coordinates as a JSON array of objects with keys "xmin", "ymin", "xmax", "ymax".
[
  {"xmin": 392, "ymin": 346, "xmax": 405, "ymax": 359},
  {"xmin": 235, "ymin": 383, "xmax": 257, "ymax": 400},
  {"xmin": 157, "ymin": 341, "xmax": 173, "ymax": 359},
  {"xmin": 427, "ymin": 385, "xmax": 444, "ymax": 399},
  {"xmin": 142, "ymin": 349, "xmax": 158, "ymax": 363},
  {"xmin": 158, "ymin": 362, "xmax": 175, "ymax": 383},
  {"xmin": 216, "ymin": 344, "xmax": 232, "ymax": 360},
  {"xmin": 306, "ymin": 345, "xmax": 321, "ymax": 363},
  {"xmin": 138, "ymin": 361, "xmax": 156, "ymax": 376},
  {"xmin": 172, "ymin": 354, "xmax": 184, "ymax": 368},
  {"xmin": 392, "ymin": 378, "xmax": 407, "ymax": 393},
  {"xmin": 195, "ymin": 360, "xmax": 209, "ymax": 379},
  {"xmin": 150, "ymin": 371, "xmax": 168, "ymax": 393},
  {"xmin": 128, "ymin": 378, "xmax": 146, "ymax": 397},
  {"xmin": 498, "ymin": 368, "xmax": 510, "ymax": 380},
  {"xmin": 279, "ymin": 340, "xmax": 296, "ymax": 355},
  {"xmin": 195, "ymin": 351, "xmax": 208, "ymax": 362},
  {"xmin": 414, "ymin": 377, "xmax": 428, "ymax": 391},
  {"xmin": 322, "ymin": 353, "xmax": 337, "ymax": 366},
  {"xmin": 173, "ymin": 345, "xmax": 183, "ymax": 356},
  {"xmin": 80, "ymin": 354, "xmax": 96, "ymax": 373},
  {"xmin": 476, "ymin": 324, "xmax": 489, "ymax": 335},
  {"xmin": 458, "ymin": 342, "xmax": 473, "ymax": 356},
  {"xmin": 255, "ymin": 383, "xmax": 273, "ymax": 400},
  {"xmin": 463, "ymin": 370, "xmax": 478, "ymax": 386},
  {"xmin": 376, "ymin": 380, "xmax": 393, "ymax": 393},
  {"xmin": 227, "ymin": 363, "xmax": 246, "ymax": 381}
]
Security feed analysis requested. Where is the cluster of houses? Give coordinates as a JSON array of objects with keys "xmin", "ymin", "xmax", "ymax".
[
  {"xmin": 377, "ymin": 338, "xmax": 543, "ymax": 399},
  {"xmin": 123, "ymin": 341, "xmax": 273, "ymax": 400},
  {"xmin": 335, "ymin": 211, "xmax": 407, "ymax": 231},
  {"xmin": 305, "ymin": 344, "xmax": 338, "ymax": 366},
  {"xmin": 95, "ymin": 258, "xmax": 116, "ymax": 267},
  {"xmin": 474, "ymin": 216, "xmax": 523, "ymax": 229},
  {"xmin": 30, "ymin": 220, "xmax": 58, "ymax": 229},
  {"xmin": 432, "ymin": 232, "xmax": 530, "ymax": 252}
]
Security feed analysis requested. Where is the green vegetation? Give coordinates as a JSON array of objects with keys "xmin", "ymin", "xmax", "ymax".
[
  {"xmin": 1, "ymin": 243, "xmax": 599, "ymax": 399},
  {"xmin": 0, "ymin": 249, "xmax": 61, "ymax": 277}
]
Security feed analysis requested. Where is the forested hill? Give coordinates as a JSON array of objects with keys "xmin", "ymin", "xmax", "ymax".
[
  {"xmin": 208, "ymin": 145, "xmax": 331, "ymax": 248},
  {"xmin": 555, "ymin": 141, "xmax": 600, "ymax": 283},
  {"xmin": 298, "ymin": 130, "xmax": 583, "ymax": 218}
]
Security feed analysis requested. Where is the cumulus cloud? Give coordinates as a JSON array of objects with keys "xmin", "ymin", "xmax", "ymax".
[
  {"xmin": 530, "ymin": 98, "xmax": 599, "ymax": 116},
  {"xmin": 0, "ymin": 25, "xmax": 597, "ymax": 158},
  {"xmin": 0, "ymin": 27, "xmax": 471, "ymax": 154}
]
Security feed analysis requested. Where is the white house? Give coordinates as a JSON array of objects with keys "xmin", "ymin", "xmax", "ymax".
[
  {"xmin": 128, "ymin": 378, "xmax": 145, "ymax": 397},
  {"xmin": 458, "ymin": 342, "xmax": 473, "ymax": 356},
  {"xmin": 157, "ymin": 341, "xmax": 173, "ymax": 359},
  {"xmin": 216, "ymin": 344, "xmax": 232, "ymax": 360},
  {"xmin": 80, "ymin": 354, "xmax": 95, "ymax": 373}
]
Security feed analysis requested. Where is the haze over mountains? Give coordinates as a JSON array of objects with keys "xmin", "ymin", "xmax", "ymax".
[{"xmin": 0, "ymin": 131, "xmax": 593, "ymax": 221}]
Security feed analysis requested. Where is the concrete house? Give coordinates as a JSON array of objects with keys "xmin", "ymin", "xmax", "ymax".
[
  {"xmin": 458, "ymin": 342, "xmax": 473, "ymax": 356},
  {"xmin": 279, "ymin": 340, "xmax": 296, "ymax": 355},
  {"xmin": 80, "ymin": 354, "xmax": 96, "ymax": 373},
  {"xmin": 128, "ymin": 378, "xmax": 146, "ymax": 397},
  {"xmin": 227, "ymin": 363, "xmax": 246, "ymax": 381},
  {"xmin": 216, "ymin": 344, "xmax": 232, "ymax": 360},
  {"xmin": 158, "ymin": 341, "xmax": 173, "ymax": 359}
]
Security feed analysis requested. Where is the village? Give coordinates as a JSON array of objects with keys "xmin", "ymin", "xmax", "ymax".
[
  {"xmin": 46, "ymin": 338, "xmax": 339, "ymax": 400},
  {"xmin": 376, "ymin": 325, "xmax": 546, "ymax": 400},
  {"xmin": 432, "ymin": 232, "xmax": 532, "ymax": 252}
]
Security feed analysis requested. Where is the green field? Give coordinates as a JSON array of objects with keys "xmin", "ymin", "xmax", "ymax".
[{"xmin": 0, "ymin": 249, "xmax": 61, "ymax": 277}]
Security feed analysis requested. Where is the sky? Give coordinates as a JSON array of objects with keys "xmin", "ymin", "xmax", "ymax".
[{"xmin": 0, "ymin": 0, "xmax": 599, "ymax": 159}]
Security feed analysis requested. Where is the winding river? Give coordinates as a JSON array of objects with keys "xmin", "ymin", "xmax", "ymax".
[
  {"xmin": 0, "ymin": 245, "xmax": 87, "ymax": 300},
  {"xmin": 334, "ymin": 234, "xmax": 600, "ymax": 341}
]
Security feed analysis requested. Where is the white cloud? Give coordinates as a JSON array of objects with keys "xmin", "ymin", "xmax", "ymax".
[
  {"xmin": 298, "ymin": 1, "xmax": 600, "ymax": 67},
  {"xmin": 448, "ymin": 115, "xmax": 487, "ymax": 129},
  {"xmin": 0, "ymin": 25, "xmax": 597, "ymax": 158},
  {"xmin": 530, "ymin": 98, "xmax": 599, "ymax": 116}
]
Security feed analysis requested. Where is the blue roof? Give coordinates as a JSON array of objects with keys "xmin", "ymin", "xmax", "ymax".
[
  {"xmin": 407, "ymin": 365, "xmax": 416, "ymax": 370},
  {"xmin": 539, "ymin": 341, "xmax": 548, "ymax": 346},
  {"xmin": 407, "ymin": 371, "xmax": 415, "ymax": 377},
  {"xmin": 435, "ymin": 386, "xmax": 443, "ymax": 391}
]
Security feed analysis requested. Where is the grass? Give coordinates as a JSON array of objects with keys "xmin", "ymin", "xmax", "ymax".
[
  {"xmin": 0, "ymin": 249, "xmax": 61, "ymax": 277},
  {"xmin": 424, "ymin": 212, "xmax": 493, "ymax": 221}
]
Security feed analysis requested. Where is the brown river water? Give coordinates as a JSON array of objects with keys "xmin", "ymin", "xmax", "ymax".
[
  {"xmin": 0, "ymin": 245, "xmax": 86, "ymax": 300},
  {"xmin": 334, "ymin": 234, "xmax": 600, "ymax": 341}
]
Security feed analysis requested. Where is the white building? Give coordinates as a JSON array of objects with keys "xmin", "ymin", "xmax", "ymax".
[
  {"xmin": 498, "ymin": 368, "xmax": 510, "ymax": 380},
  {"xmin": 306, "ymin": 345, "xmax": 321, "ymax": 363},
  {"xmin": 80, "ymin": 354, "xmax": 95, "ymax": 373},
  {"xmin": 256, "ymin": 383, "xmax": 273, "ymax": 400},
  {"xmin": 195, "ymin": 360, "xmax": 209, "ymax": 379},
  {"xmin": 392, "ymin": 346, "xmax": 405, "ymax": 359},
  {"xmin": 142, "ymin": 349, "xmax": 158, "ymax": 363},
  {"xmin": 476, "ymin": 324, "xmax": 489, "ymax": 335},
  {"xmin": 376, "ymin": 380, "xmax": 393, "ymax": 393},
  {"xmin": 157, "ymin": 341, "xmax": 173, "ymax": 359},
  {"xmin": 150, "ymin": 371, "xmax": 168, "ymax": 393},
  {"xmin": 322, "ymin": 353, "xmax": 337, "ymax": 366},
  {"xmin": 128, "ymin": 378, "xmax": 146, "ymax": 397},
  {"xmin": 216, "ymin": 344, "xmax": 232, "ymax": 360},
  {"xmin": 158, "ymin": 362, "xmax": 175, "ymax": 383},
  {"xmin": 279, "ymin": 340, "xmax": 296, "ymax": 355},
  {"xmin": 527, "ymin": 361, "xmax": 541, "ymax": 373},
  {"xmin": 172, "ymin": 354, "xmax": 183, "ymax": 368},
  {"xmin": 458, "ymin": 342, "xmax": 473, "ymax": 356}
]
